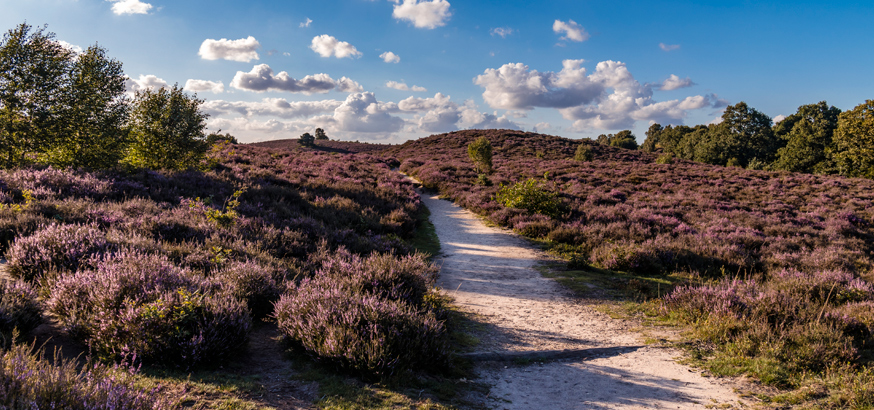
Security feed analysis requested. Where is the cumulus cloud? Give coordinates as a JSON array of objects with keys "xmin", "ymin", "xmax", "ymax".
[
  {"xmin": 659, "ymin": 43, "xmax": 680, "ymax": 51},
  {"xmin": 386, "ymin": 81, "xmax": 427, "ymax": 92},
  {"xmin": 396, "ymin": 93, "xmax": 519, "ymax": 132},
  {"xmin": 392, "ymin": 0, "xmax": 452, "ymax": 29},
  {"xmin": 107, "ymin": 0, "xmax": 152, "ymax": 15},
  {"xmin": 126, "ymin": 74, "xmax": 168, "ymax": 93},
  {"xmin": 380, "ymin": 51, "xmax": 401, "ymax": 63},
  {"xmin": 310, "ymin": 35, "xmax": 362, "ymax": 58},
  {"xmin": 231, "ymin": 64, "xmax": 362, "ymax": 94},
  {"xmin": 328, "ymin": 92, "xmax": 404, "ymax": 133},
  {"xmin": 57, "ymin": 41, "xmax": 83, "ymax": 54},
  {"xmin": 659, "ymin": 74, "xmax": 695, "ymax": 91},
  {"xmin": 474, "ymin": 59, "xmax": 603, "ymax": 110},
  {"xmin": 491, "ymin": 27, "xmax": 514, "ymax": 38},
  {"xmin": 203, "ymin": 98, "xmax": 342, "ymax": 118},
  {"xmin": 184, "ymin": 79, "xmax": 224, "ymax": 94},
  {"xmin": 300, "ymin": 18, "xmax": 312, "ymax": 28},
  {"xmin": 553, "ymin": 19, "xmax": 589, "ymax": 42},
  {"xmin": 199, "ymin": 37, "xmax": 260, "ymax": 62},
  {"xmin": 476, "ymin": 59, "xmax": 723, "ymax": 131},
  {"xmin": 773, "ymin": 114, "xmax": 786, "ymax": 123}
]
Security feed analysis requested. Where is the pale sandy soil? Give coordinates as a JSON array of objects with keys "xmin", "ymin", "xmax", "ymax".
[{"xmin": 419, "ymin": 189, "xmax": 748, "ymax": 410}]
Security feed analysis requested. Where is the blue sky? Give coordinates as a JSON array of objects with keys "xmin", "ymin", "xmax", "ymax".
[{"xmin": 4, "ymin": 0, "xmax": 873, "ymax": 143}]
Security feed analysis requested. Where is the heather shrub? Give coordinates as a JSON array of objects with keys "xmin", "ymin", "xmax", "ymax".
[
  {"xmin": 655, "ymin": 152, "xmax": 674, "ymax": 164},
  {"xmin": 274, "ymin": 281, "xmax": 449, "ymax": 377},
  {"xmin": 0, "ymin": 343, "xmax": 173, "ymax": 409},
  {"xmin": 6, "ymin": 223, "xmax": 108, "ymax": 282},
  {"xmin": 589, "ymin": 241, "xmax": 663, "ymax": 274},
  {"xmin": 0, "ymin": 280, "xmax": 42, "ymax": 344},
  {"xmin": 47, "ymin": 251, "xmax": 250, "ymax": 367},
  {"xmin": 495, "ymin": 178, "xmax": 563, "ymax": 218},
  {"xmin": 216, "ymin": 260, "xmax": 283, "ymax": 319}
]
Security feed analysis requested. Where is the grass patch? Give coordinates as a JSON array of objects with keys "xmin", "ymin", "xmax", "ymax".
[
  {"xmin": 136, "ymin": 367, "xmax": 273, "ymax": 409},
  {"xmin": 539, "ymin": 262, "xmax": 680, "ymax": 302},
  {"xmin": 408, "ymin": 205, "xmax": 441, "ymax": 259}
]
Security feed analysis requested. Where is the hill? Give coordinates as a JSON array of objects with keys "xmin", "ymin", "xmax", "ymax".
[
  {"xmin": 386, "ymin": 129, "xmax": 874, "ymax": 406},
  {"xmin": 248, "ymin": 138, "xmax": 392, "ymax": 154}
]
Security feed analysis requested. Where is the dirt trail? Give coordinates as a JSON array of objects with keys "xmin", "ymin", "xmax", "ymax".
[{"xmin": 419, "ymin": 190, "xmax": 745, "ymax": 409}]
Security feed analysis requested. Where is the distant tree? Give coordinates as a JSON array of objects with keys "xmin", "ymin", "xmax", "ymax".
[
  {"xmin": 595, "ymin": 130, "xmax": 638, "ymax": 150},
  {"xmin": 206, "ymin": 132, "xmax": 238, "ymax": 145},
  {"xmin": 833, "ymin": 100, "xmax": 874, "ymax": 178},
  {"xmin": 467, "ymin": 136, "xmax": 493, "ymax": 174},
  {"xmin": 0, "ymin": 23, "xmax": 71, "ymax": 167},
  {"xmin": 640, "ymin": 124, "xmax": 664, "ymax": 152},
  {"xmin": 314, "ymin": 128, "xmax": 328, "ymax": 140},
  {"xmin": 40, "ymin": 45, "xmax": 129, "ymax": 168},
  {"xmin": 299, "ymin": 132, "xmax": 315, "ymax": 147},
  {"xmin": 574, "ymin": 142, "xmax": 593, "ymax": 161},
  {"xmin": 124, "ymin": 85, "xmax": 208, "ymax": 170},
  {"xmin": 772, "ymin": 101, "xmax": 841, "ymax": 174},
  {"xmin": 712, "ymin": 102, "xmax": 778, "ymax": 167}
]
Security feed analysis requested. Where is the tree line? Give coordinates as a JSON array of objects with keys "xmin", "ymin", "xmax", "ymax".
[
  {"xmin": 0, "ymin": 23, "xmax": 239, "ymax": 171},
  {"xmin": 597, "ymin": 100, "xmax": 874, "ymax": 179}
]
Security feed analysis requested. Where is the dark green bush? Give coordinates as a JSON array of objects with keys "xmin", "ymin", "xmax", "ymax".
[{"xmin": 495, "ymin": 178, "xmax": 563, "ymax": 218}]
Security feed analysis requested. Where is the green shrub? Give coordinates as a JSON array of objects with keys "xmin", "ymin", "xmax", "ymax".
[
  {"xmin": 574, "ymin": 143, "xmax": 593, "ymax": 161},
  {"xmin": 495, "ymin": 178, "xmax": 563, "ymax": 217},
  {"xmin": 655, "ymin": 152, "xmax": 674, "ymax": 164},
  {"xmin": 467, "ymin": 136, "xmax": 493, "ymax": 174}
]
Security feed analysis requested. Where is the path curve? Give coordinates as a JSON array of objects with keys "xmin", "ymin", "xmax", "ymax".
[{"xmin": 419, "ymin": 189, "xmax": 744, "ymax": 409}]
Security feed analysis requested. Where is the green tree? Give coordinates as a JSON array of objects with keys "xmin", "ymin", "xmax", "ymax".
[
  {"xmin": 772, "ymin": 101, "xmax": 841, "ymax": 174},
  {"xmin": 467, "ymin": 136, "xmax": 493, "ymax": 174},
  {"xmin": 0, "ymin": 23, "xmax": 70, "ymax": 167},
  {"xmin": 314, "ymin": 127, "xmax": 328, "ymax": 140},
  {"xmin": 206, "ymin": 131, "xmax": 237, "ymax": 145},
  {"xmin": 124, "ymin": 85, "xmax": 208, "ymax": 170},
  {"xmin": 712, "ymin": 102, "xmax": 778, "ymax": 167},
  {"xmin": 299, "ymin": 132, "xmax": 315, "ymax": 147},
  {"xmin": 833, "ymin": 100, "xmax": 874, "ymax": 178},
  {"xmin": 595, "ymin": 130, "xmax": 638, "ymax": 150},
  {"xmin": 40, "ymin": 45, "xmax": 128, "ymax": 168},
  {"xmin": 640, "ymin": 124, "xmax": 664, "ymax": 152},
  {"xmin": 574, "ymin": 142, "xmax": 593, "ymax": 161}
]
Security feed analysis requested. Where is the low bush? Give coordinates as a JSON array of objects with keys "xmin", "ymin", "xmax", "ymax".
[
  {"xmin": 274, "ymin": 250, "xmax": 448, "ymax": 377},
  {"xmin": 0, "ymin": 280, "xmax": 42, "ymax": 344},
  {"xmin": 574, "ymin": 143, "xmax": 593, "ymax": 161},
  {"xmin": 495, "ymin": 178, "xmax": 563, "ymax": 218},
  {"xmin": 216, "ymin": 260, "xmax": 284, "ymax": 319},
  {"xmin": 0, "ymin": 343, "xmax": 173, "ymax": 409},
  {"xmin": 6, "ymin": 223, "xmax": 108, "ymax": 282},
  {"xmin": 47, "ymin": 251, "xmax": 250, "ymax": 368}
]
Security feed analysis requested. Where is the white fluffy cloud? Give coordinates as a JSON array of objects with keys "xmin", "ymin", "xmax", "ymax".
[
  {"xmin": 310, "ymin": 35, "xmax": 362, "ymax": 59},
  {"xmin": 392, "ymin": 0, "xmax": 452, "ymax": 29},
  {"xmin": 199, "ymin": 36, "xmax": 260, "ymax": 62},
  {"xmin": 380, "ymin": 51, "xmax": 401, "ymax": 63},
  {"xmin": 397, "ymin": 93, "xmax": 520, "ymax": 132},
  {"xmin": 659, "ymin": 74, "xmax": 695, "ymax": 91},
  {"xmin": 474, "ymin": 59, "xmax": 603, "ymax": 110},
  {"xmin": 553, "ymin": 19, "xmax": 589, "ymax": 42},
  {"xmin": 231, "ymin": 64, "xmax": 363, "ymax": 94},
  {"xmin": 490, "ymin": 27, "xmax": 514, "ymax": 38},
  {"xmin": 386, "ymin": 81, "xmax": 427, "ymax": 92},
  {"xmin": 125, "ymin": 74, "xmax": 168, "ymax": 92},
  {"xmin": 659, "ymin": 43, "xmax": 681, "ymax": 51},
  {"xmin": 300, "ymin": 18, "xmax": 313, "ymax": 28},
  {"xmin": 203, "ymin": 98, "xmax": 342, "ymax": 118},
  {"xmin": 184, "ymin": 79, "xmax": 224, "ymax": 94},
  {"xmin": 327, "ymin": 92, "xmax": 404, "ymax": 133},
  {"xmin": 476, "ymin": 59, "xmax": 723, "ymax": 131},
  {"xmin": 57, "ymin": 41, "xmax": 83, "ymax": 54},
  {"xmin": 107, "ymin": 0, "xmax": 152, "ymax": 15}
]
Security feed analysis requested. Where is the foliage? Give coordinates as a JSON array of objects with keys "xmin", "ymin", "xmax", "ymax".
[
  {"xmin": 314, "ymin": 127, "xmax": 328, "ymax": 140},
  {"xmin": 573, "ymin": 142, "xmax": 593, "ymax": 161},
  {"xmin": 639, "ymin": 124, "xmax": 663, "ymax": 152},
  {"xmin": 833, "ymin": 100, "xmax": 874, "ymax": 178},
  {"xmin": 655, "ymin": 152, "xmax": 673, "ymax": 164},
  {"xmin": 216, "ymin": 260, "xmax": 283, "ymax": 319},
  {"xmin": 274, "ymin": 250, "xmax": 448, "ymax": 377},
  {"xmin": 595, "ymin": 130, "xmax": 638, "ymax": 150},
  {"xmin": 299, "ymin": 132, "xmax": 315, "ymax": 147},
  {"xmin": 467, "ymin": 136, "xmax": 493, "ymax": 174},
  {"xmin": 495, "ymin": 178, "xmax": 563, "ymax": 218},
  {"xmin": 772, "ymin": 101, "xmax": 841, "ymax": 173},
  {"xmin": 0, "ymin": 342, "xmax": 174, "ymax": 409},
  {"xmin": 0, "ymin": 280, "xmax": 42, "ymax": 344},
  {"xmin": 6, "ymin": 223, "xmax": 108, "ymax": 282},
  {"xmin": 206, "ymin": 131, "xmax": 237, "ymax": 145},
  {"xmin": 124, "ymin": 85, "xmax": 208, "ymax": 170}
]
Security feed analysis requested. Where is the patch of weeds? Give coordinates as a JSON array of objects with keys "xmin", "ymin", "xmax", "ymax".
[{"xmin": 137, "ymin": 367, "xmax": 269, "ymax": 409}]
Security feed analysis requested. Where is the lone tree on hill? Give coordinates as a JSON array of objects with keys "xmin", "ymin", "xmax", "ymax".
[
  {"xmin": 299, "ymin": 132, "xmax": 315, "ymax": 147},
  {"xmin": 467, "ymin": 136, "xmax": 493, "ymax": 174},
  {"xmin": 314, "ymin": 128, "xmax": 328, "ymax": 140}
]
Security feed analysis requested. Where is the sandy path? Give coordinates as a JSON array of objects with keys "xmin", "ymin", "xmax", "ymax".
[{"xmin": 419, "ymin": 190, "xmax": 745, "ymax": 410}]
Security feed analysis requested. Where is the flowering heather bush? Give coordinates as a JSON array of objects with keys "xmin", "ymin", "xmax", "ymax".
[
  {"xmin": 0, "ymin": 280, "xmax": 42, "ymax": 343},
  {"xmin": 275, "ymin": 250, "xmax": 448, "ymax": 376},
  {"xmin": 47, "ymin": 251, "xmax": 250, "ymax": 368},
  {"xmin": 215, "ymin": 259, "xmax": 283, "ymax": 319},
  {"xmin": 0, "ymin": 343, "xmax": 174, "ymax": 409},
  {"xmin": 6, "ymin": 223, "xmax": 108, "ymax": 282}
]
